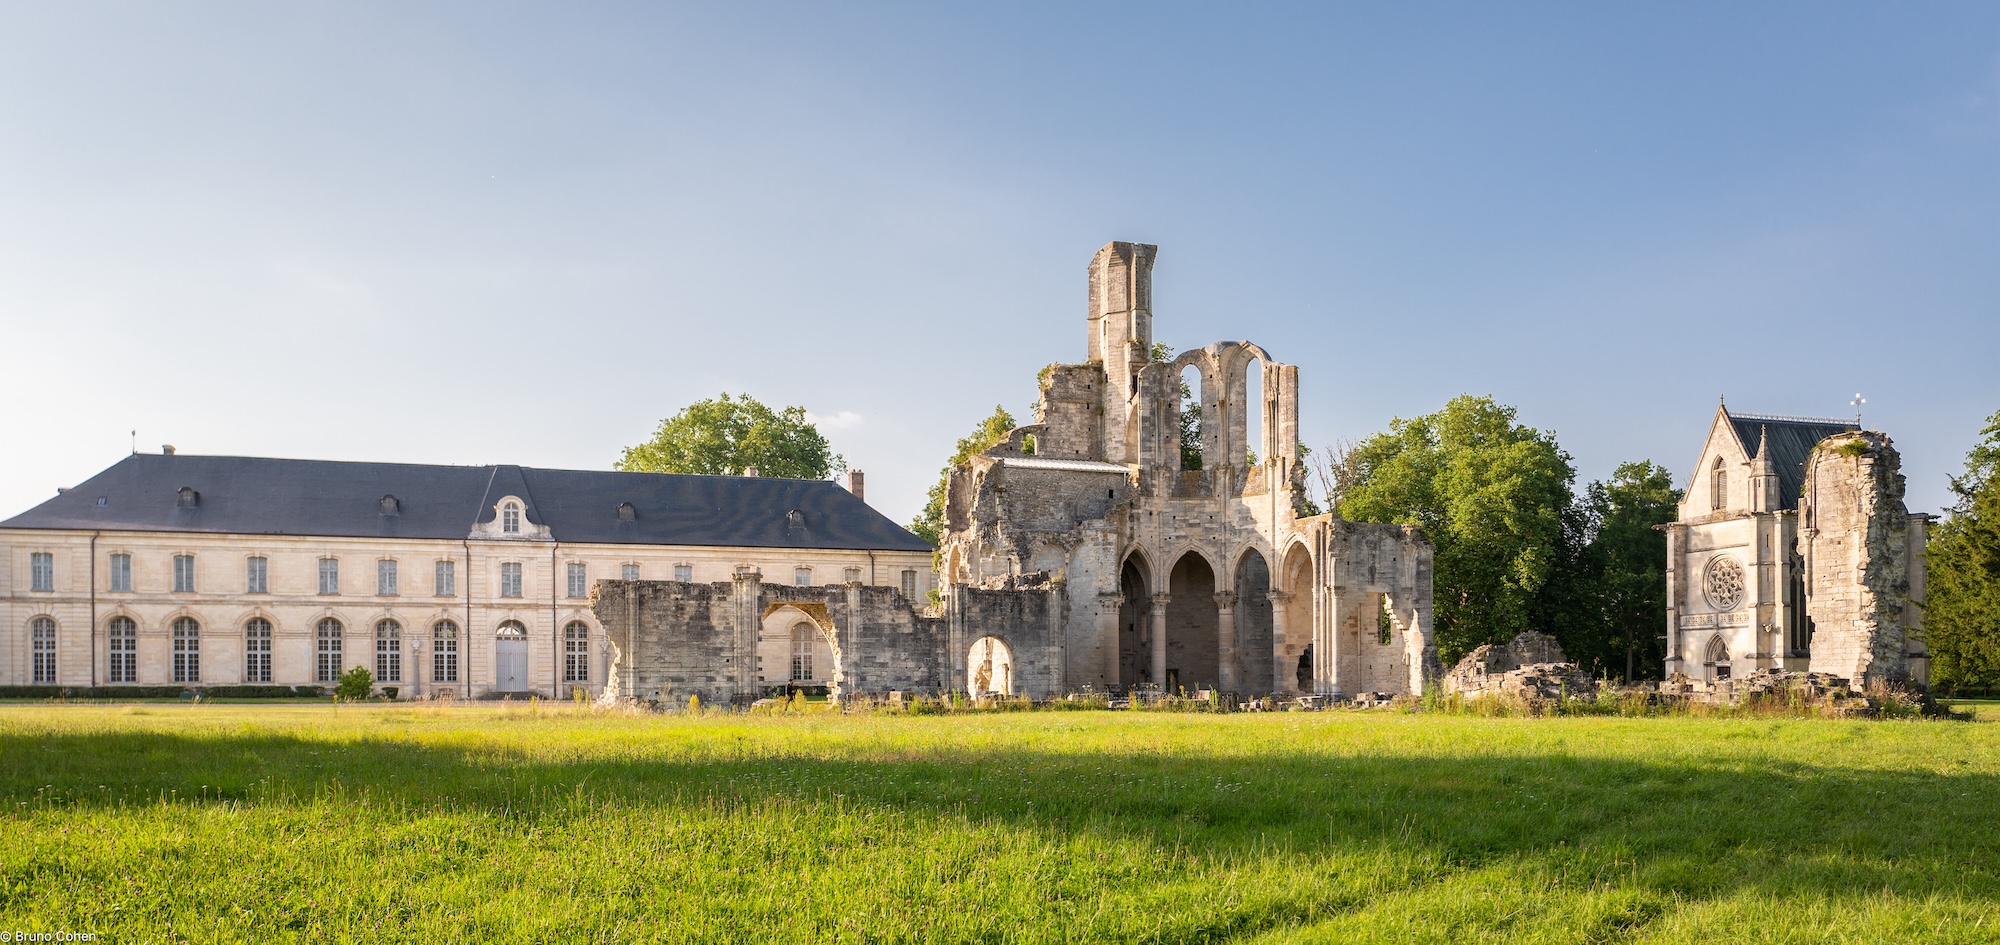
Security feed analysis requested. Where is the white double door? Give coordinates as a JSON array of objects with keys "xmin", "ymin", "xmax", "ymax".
[{"xmin": 495, "ymin": 637, "xmax": 528, "ymax": 691}]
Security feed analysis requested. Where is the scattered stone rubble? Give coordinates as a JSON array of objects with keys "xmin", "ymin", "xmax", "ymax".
[{"xmin": 1441, "ymin": 631, "xmax": 1598, "ymax": 701}]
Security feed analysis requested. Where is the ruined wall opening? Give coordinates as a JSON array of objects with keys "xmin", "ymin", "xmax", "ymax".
[
  {"xmin": 1117, "ymin": 555, "xmax": 1151, "ymax": 687},
  {"xmin": 1166, "ymin": 551, "xmax": 1219, "ymax": 691},
  {"xmin": 1279, "ymin": 543, "xmax": 1315, "ymax": 693},
  {"xmin": 1178, "ymin": 364, "xmax": 1204, "ymax": 471},
  {"xmin": 1235, "ymin": 549, "xmax": 1273, "ymax": 693},
  {"xmin": 1244, "ymin": 360, "xmax": 1265, "ymax": 466},
  {"xmin": 758, "ymin": 604, "xmax": 841, "ymax": 696},
  {"xmin": 968, "ymin": 636, "xmax": 1014, "ymax": 695}
]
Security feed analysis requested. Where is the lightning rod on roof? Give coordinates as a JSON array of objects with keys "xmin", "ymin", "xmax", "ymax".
[{"xmin": 1851, "ymin": 393, "xmax": 1865, "ymax": 427}]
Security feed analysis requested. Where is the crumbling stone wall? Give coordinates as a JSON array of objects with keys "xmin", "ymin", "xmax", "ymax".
[
  {"xmin": 936, "ymin": 241, "xmax": 1438, "ymax": 700},
  {"xmin": 1800, "ymin": 432, "xmax": 1928, "ymax": 685},
  {"xmin": 1443, "ymin": 631, "xmax": 1595, "ymax": 700}
]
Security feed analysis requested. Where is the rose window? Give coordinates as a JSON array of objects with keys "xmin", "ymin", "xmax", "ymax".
[{"xmin": 1704, "ymin": 555, "xmax": 1745, "ymax": 611}]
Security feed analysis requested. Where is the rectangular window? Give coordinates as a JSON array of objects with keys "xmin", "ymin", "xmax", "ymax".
[
  {"xmin": 564, "ymin": 623, "xmax": 589, "ymax": 682},
  {"xmin": 245, "ymin": 620, "xmax": 272, "ymax": 683},
  {"xmin": 621, "ymin": 563, "xmax": 641, "ymax": 581},
  {"xmin": 433, "ymin": 622, "xmax": 459, "ymax": 683},
  {"xmin": 794, "ymin": 567, "xmax": 811, "ymax": 587},
  {"xmin": 31, "ymin": 618, "xmax": 56, "ymax": 683},
  {"xmin": 376, "ymin": 625, "xmax": 402, "ymax": 683},
  {"xmin": 318, "ymin": 558, "xmax": 339, "ymax": 595},
  {"xmin": 172, "ymin": 619, "xmax": 200, "ymax": 683},
  {"xmin": 108, "ymin": 619, "xmax": 136, "ymax": 683},
  {"xmin": 378, "ymin": 559, "xmax": 398, "ymax": 596},
  {"xmin": 246, "ymin": 556, "xmax": 268, "ymax": 594},
  {"xmin": 500, "ymin": 562, "xmax": 523, "ymax": 598},
  {"xmin": 435, "ymin": 560, "xmax": 455, "ymax": 597},
  {"xmin": 109, "ymin": 553, "xmax": 131, "ymax": 593},
  {"xmin": 567, "ymin": 562, "xmax": 587, "ymax": 598},
  {"xmin": 29, "ymin": 552, "xmax": 54, "ymax": 591},
  {"xmin": 173, "ymin": 554, "xmax": 195, "ymax": 593},
  {"xmin": 844, "ymin": 567, "xmax": 861, "ymax": 583},
  {"xmin": 901, "ymin": 570, "xmax": 918, "ymax": 600},
  {"xmin": 673, "ymin": 564, "xmax": 692, "ymax": 583}
]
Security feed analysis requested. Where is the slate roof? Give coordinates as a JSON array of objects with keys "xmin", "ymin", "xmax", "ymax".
[
  {"xmin": 0, "ymin": 454, "xmax": 933, "ymax": 552},
  {"xmin": 1726, "ymin": 412, "xmax": 1858, "ymax": 510}
]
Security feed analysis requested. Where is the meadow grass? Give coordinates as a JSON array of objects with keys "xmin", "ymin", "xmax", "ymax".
[{"xmin": 2, "ymin": 703, "xmax": 1997, "ymax": 943}]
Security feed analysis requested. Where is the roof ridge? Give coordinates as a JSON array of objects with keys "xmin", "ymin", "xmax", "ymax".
[{"xmin": 1728, "ymin": 411, "xmax": 1855, "ymax": 426}]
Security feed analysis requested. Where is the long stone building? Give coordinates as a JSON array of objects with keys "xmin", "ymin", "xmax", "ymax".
[
  {"xmin": 0, "ymin": 454, "xmax": 932, "ymax": 696},
  {"xmin": 1664, "ymin": 404, "xmax": 1929, "ymax": 685},
  {"xmin": 596, "ymin": 242, "xmax": 1440, "ymax": 703}
]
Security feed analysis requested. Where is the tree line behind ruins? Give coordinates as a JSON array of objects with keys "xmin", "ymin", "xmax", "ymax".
[{"xmin": 619, "ymin": 392, "xmax": 2000, "ymax": 689}]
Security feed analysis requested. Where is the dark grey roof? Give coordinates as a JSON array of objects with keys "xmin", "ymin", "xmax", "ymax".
[
  {"xmin": 0, "ymin": 454, "xmax": 932, "ymax": 552},
  {"xmin": 1728, "ymin": 413, "xmax": 1858, "ymax": 510}
]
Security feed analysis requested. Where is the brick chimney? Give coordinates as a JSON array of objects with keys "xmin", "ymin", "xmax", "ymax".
[
  {"xmin": 847, "ymin": 469, "xmax": 865, "ymax": 502},
  {"xmin": 741, "ymin": 466, "xmax": 758, "ymax": 477}
]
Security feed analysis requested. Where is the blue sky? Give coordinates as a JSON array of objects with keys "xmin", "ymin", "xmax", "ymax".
[{"xmin": 2, "ymin": 3, "xmax": 1995, "ymax": 528}]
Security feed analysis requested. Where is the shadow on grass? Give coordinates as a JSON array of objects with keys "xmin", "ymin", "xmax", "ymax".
[{"xmin": 5, "ymin": 718, "xmax": 1997, "ymax": 913}]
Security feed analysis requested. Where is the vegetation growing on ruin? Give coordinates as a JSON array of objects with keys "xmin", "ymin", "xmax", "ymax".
[
  {"xmin": 3, "ymin": 704, "xmax": 1997, "ymax": 943},
  {"xmin": 908, "ymin": 405, "xmax": 1016, "ymax": 545}
]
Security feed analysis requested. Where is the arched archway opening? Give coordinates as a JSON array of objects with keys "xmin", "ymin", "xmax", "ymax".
[
  {"xmin": 1178, "ymin": 364, "xmax": 1204, "ymax": 471},
  {"xmin": 1235, "ymin": 549, "xmax": 1273, "ymax": 692},
  {"xmin": 1705, "ymin": 634, "xmax": 1731, "ymax": 681},
  {"xmin": 1280, "ymin": 542, "xmax": 1315, "ymax": 693},
  {"xmin": 1244, "ymin": 360, "xmax": 1265, "ymax": 466},
  {"xmin": 1117, "ymin": 553, "xmax": 1151, "ymax": 687},
  {"xmin": 758, "ymin": 604, "xmax": 842, "ymax": 699},
  {"xmin": 1167, "ymin": 551, "xmax": 1219, "ymax": 691},
  {"xmin": 968, "ymin": 636, "xmax": 1015, "ymax": 695}
]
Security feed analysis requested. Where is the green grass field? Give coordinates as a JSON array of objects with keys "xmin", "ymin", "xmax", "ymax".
[{"xmin": 3, "ymin": 703, "xmax": 1998, "ymax": 944}]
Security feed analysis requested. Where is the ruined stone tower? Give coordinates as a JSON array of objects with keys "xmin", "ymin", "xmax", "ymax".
[{"xmin": 939, "ymin": 242, "xmax": 1438, "ymax": 698}]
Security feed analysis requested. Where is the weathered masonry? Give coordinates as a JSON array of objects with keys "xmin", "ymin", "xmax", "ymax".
[
  {"xmin": 596, "ymin": 241, "xmax": 1438, "ymax": 703},
  {"xmin": 1663, "ymin": 404, "xmax": 1929, "ymax": 685}
]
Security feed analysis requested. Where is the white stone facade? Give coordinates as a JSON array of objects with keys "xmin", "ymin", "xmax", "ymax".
[{"xmin": 2, "ymin": 466, "xmax": 931, "ymax": 697}]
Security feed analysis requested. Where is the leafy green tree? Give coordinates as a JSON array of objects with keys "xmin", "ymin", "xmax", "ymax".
[
  {"xmin": 908, "ymin": 405, "xmax": 1017, "ymax": 545},
  {"xmin": 1927, "ymin": 409, "xmax": 2000, "ymax": 689},
  {"xmin": 1337, "ymin": 395, "xmax": 1578, "ymax": 665},
  {"xmin": 335, "ymin": 666, "xmax": 375, "ymax": 701},
  {"xmin": 617, "ymin": 393, "xmax": 843, "ymax": 480},
  {"xmin": 1550, "ymin": 462, "xmax": 1680, "ymax": 680}
]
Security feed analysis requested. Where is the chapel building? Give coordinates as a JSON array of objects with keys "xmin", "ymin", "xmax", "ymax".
[
  {"xmin": 0, "ymin": 453, "xmax": 933, "ymax": 697},
  {"xmin": 1663, "ymin": 404, "xmax": 1929, "ymax": 685}
]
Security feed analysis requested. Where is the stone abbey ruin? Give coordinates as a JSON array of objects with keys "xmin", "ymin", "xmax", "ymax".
[{"xmin": 592, "ymin": 241, "xmax": 1927, "ymax": 707}]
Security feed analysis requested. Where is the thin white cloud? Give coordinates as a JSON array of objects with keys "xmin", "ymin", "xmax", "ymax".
[{"xmin": 807, "ymin": 410, "xmax": 865, "ymax": 431}]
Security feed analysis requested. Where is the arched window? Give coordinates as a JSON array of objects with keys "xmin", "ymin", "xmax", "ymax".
[
  {"xmin": 316, "ymin": 618, "xmax": 344, "ymax": 683},
  {"xmin": 790, "ymin": 622, "xmax": 816, "ymax": 681},
  {"xmin": 432, "ymin": 620, "xmax": 459, "ymax": 683},
  {"xmin": 31, "ymin": 617, "xmax": 56, "ymax": 684},
  {"xmin": 496, "ymin": 619, "xmax": 527, "ymax": 638},
  {"xmin": 564, "ymin": 621, "xmax": 590, "ymax": 682},
  {"xmin": 172, "ymin": 617, "xmax": 200, "ymax": 683},
  {"xmin": 374, "ymin": 619, "xmax": 402, "ymax": 683},
  {"xmin": 502, "ymin": 502, "xmax": 521, "ymax": 535},
  {"xmin": 108, "ymin": 616, "xmax": 137, "ymax": 683},
  {"xmin": 1705, "ymin": 634, "xmax": 1730, "ymax": 665},
  {"xmin": 244, "ymin": 618, "xmax": 272, "ymax": 683},
  {"xmin": 1711, "ymin": 457, "xmax": 1728, "ymax": 511}
]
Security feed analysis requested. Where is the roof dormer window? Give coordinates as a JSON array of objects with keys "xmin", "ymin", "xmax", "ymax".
[
  {"xmin": 380, "ymin": 494, "xmax": 401, "ymax": 514},
  {"xmin": 176, "ymin": 486, "xmax": 199, "ymax": 508},
  {"xmin": 786, "ymin": 509, "xmax": 806, "ymax": 529},
  {"xmin": 617, "ymin": 502, "xmax": 636, "ymax": 522},
  {"xmin": 502, "ymin": 502, "xmax": 521, "ymax": 534}
]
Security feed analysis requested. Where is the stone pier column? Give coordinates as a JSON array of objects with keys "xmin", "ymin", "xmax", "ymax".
[
  {"xmin": 1149, "ymin": 594, "xmax": 1170, "ymax": 687},
  {"xmin": 1268, "ymin": 590, "xmax": 1292, "ymax": 693},
  {"xmin": 1096, "ymin": 592, "xmax": 1122, "ymax": 690},
  {"xmin": 1214, "ymin": 591, "xmax": 1238, "ymax": 692}
]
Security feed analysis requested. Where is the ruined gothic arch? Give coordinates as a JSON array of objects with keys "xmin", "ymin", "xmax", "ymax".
[
  {"xmin": 1277, "ymin": 540, "xmax": 1317, "ymax": 693},
  {"xmin": 1167, "ymin": 342, "xmax": 1284, "ymax": 471},
  {"xmin": 1232, "ymin": 546, "xmax": 1276, "ymax": 696},
  {"xmin": 760, "ymin": 602, "xmax": 843, "ymax": 693},
  {"xmin": 1164, "ymin": 548, "xmax": 1222, "ymax": 691},
  {"xmin": 967, "ymin": 634, "xmax": 1016, "ymax": 695}
]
